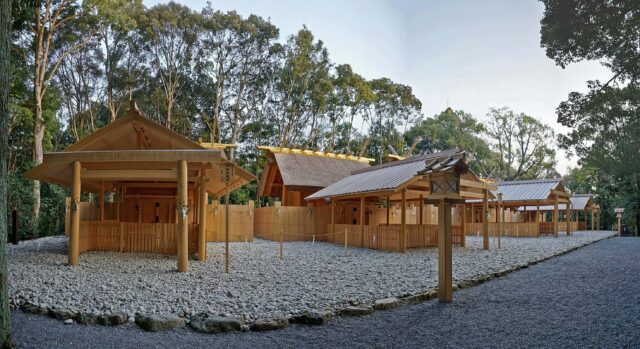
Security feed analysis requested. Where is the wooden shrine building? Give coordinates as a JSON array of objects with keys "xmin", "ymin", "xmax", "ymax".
[
  {"xmin": 257, "ymin": 146, "xmax": 373, "ymax": 206},
  {"xmin": 517, "ymin": 193, "xmax": 600, "ymax": 231},
  {"xmin": 25, "ymin": 102, "xmax": 254, "ymax": 272}
]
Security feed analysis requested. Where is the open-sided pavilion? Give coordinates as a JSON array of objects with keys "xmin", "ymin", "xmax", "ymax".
[
  {"xmin": 518, "ymin": 193, "xmax": 600, "ymax": 231},
  {"xmin": 25, "ymin": 102, "xmax": 254, "ymax": 272}
]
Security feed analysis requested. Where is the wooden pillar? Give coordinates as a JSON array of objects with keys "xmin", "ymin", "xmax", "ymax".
[
  {"xmin": 116, "ymin": 186, "xmax": 120, "ymax": 222},
  {"xmin": 69, "ymin": 161, "xmax": 81, "ymax": 266},
  {"xmin": 536, "ymin": 201, "xmax": 540, "ymax": 223},
  {"xmin": 460, "ymin": 204, "xmax": 466, "ymax": 247},
  {"xmin": 553, "ymin": 194, "xmax": 559, "ymax": 238},
  {"xmin": 438, "ymin": 199, "xmax": 452, "ymax": 302},
  {"xmin": 419, "ymin": 195, "xmax": 424, "ymax": 225},
  {"xmin": 198, "ymin": 175, "xmax": 208, "ymax": 261},
  {"xmin": 497, "ymin": 193, "xmax": 502, "ymax": 248},
  {"xmin": 331, "ymin": 198, "xmax": 335, "ymax": 236},
  {"xmin": 482, "ymin": 189, "xmax": 489, "ymax": 250},
  {"xmin": 617, "ymin": 215, "xmax": 622, "ymax": 236},
  {"xmin": 400, "ymin": 189, "xmax": 407, "ymax": 253},
  {"xmin": 583, "ymin": 208, "xmax": 587, "ymax": 229},
  {"xmin": 590, "ymin": 208, "xmax": 595, "ymax": 230},
  {"xmin": 359, "ymin": 196, "xmax": 365, "ymax": 247},
  {"xmin": 386, "ymin": 196, "xmax": 390, "ymax": 225},
  {"xmin": 99, "ymin": 182, "xmax": 104, "ymax": 223},
  {"xmin": 176, "ymin": 160, "xmax": 188, "ymax": 272},
  {"xmin": 225, "ymin": 184, "xmax": 230, "ymax": 273},
  {"xmin": 566, "ymin": 202, "xmax": 572, "ymax": 236}
]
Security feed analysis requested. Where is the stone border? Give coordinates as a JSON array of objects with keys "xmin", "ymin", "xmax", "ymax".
[{"xmin": 14, "ymin": 233, "xmax": 615, "ymax": 333}]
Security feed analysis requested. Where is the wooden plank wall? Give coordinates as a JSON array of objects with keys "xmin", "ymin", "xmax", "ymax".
[
  {"xmin": 328, "ymin": 224, "xmax": 462, "ymax": 252},
  {"xmin": 78, "ymin": 221, "xmax": 198, "ymax": 254},
  {"xmin": 254, "ymin": 206, "xmax": 331, "ymax": 241},
  {"xmin": 205, "ymin": 201, "xmax": 255, "ymax": 242},
  {"xmin": 466, "ymin": 222, "xmax": 540, "ymax": 237}
]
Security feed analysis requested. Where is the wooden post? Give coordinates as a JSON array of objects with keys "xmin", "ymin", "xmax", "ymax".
[
  {"xmin": 482, "ymin": 189, "xmax": 489, "ymax": 250},
  {"xmin": 359, "ymin": 196, "xmax": 365, "ymax": 247},
  {"xmin": 566, "ymin": 202, "xmax": 572, "ymax": 236},
  {"xmin": 331, "ymin": 198, "xmax": 336, "ymax": 237},
  {"xmin": 438, "ymin": 199, "xmax": 453, "ymax": 302},
  {"xmin": 553, "ymin": 194, "xmax": 559, "ymax": 238},
  {"xmin": 590, "ymin": 208, "xmax": 595, "ymax": 230},
  {"xmin": 617, "ymin": 215, "xmax": 621, "ymax": 236},
  {"xmin": 400, "ymin": 188, "xmax": 407, "ymax": 253},
  {"xmin": 116, "ymin": 186, "xmax": 120, "ymax": 222},
  {"xmin": 344, "ymin": 228, "xmax": 348, "ymax": 256},
  {"xmin": 176, "ymin": 160, "xmax": 188, "ymax": 272},
  {"xmin": 225, "ymin": 185, "xmax": 230, "ymax": 273},
  {"xmin": 280, "ymin": 229, "xmax": 283, "ymax": 259},
  {"xmin": 419, "ymin": 195, "xmax": 424, "ymax": 225},
  {"xmin": 460, "ymin": 204, "xmax": 466, "ymax": 247},
  {"xmin": 11, "ymin": 210, "xmax": 18, "ymax": 245},
  {"xmin": 198, "ymin": 175, "xmax": 208, "ymax": 261},
  {"xmin": 497, "ymin": 193, "xmax": 502, "ymax": 249},
  {"xmin": 99, "ymin": 182, "xmax": 104, "ymax": 223},
  {"xmin": 386, "ymin": 196, "xmax": 390, "ymax": 225},
  {"xmin": 69, "ymin": 161, "xmax": 81, "ymax": 266}
]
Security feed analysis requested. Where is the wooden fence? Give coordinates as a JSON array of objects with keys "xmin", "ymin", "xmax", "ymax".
[
  {"xmin": 466, "ymin": 222, "xmax": 540, "ymax": 237},
  {"xmin": 254, "ymin": 206, "xmax": 331, "ymax": 241},
  {"xmin": 206, "ymin": 202, "xmax": 255, "ymax": 242},
  {"xmin": 79, "ymin": 221, "xmax": 198, "ymax": 254},
  {"xmin": 326, "ymin": 224, "xmax": 463, "ymax": 251}
]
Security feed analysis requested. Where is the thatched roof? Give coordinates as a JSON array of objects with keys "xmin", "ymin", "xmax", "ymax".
[{"xmin": 258, "ymin": 147, "xmax": 372, "ymax": 196}]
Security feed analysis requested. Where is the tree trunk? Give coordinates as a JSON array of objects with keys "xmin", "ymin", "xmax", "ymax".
[
  {"xmin": 32, "ymin": 82, "xmax": 44, "ymax": 221},
  {"xmin": 0, "ymin": 0, "xmax": 15, "ymax": 345}
]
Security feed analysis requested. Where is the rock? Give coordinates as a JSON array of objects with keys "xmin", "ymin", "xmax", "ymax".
[
  {"xmin": 100, "ymin": 312, "xmax": 128, "ymax": 326},
  {"xmin": 188, "ymin": 313, "xmax": 244, "ymax": 333},
  {"xmin": 339, "ymin": 306, "xmax": 374, "ymax": 316},
  {"xmin": 77, "ymin": 313, "xmax": 101, "ymax": 325},
  {"xmin": 452, "ymin": 283, "xmax": 459, "ymax": 291},
  {"xmin": 249, "ymin": 317, "xmax": 289, "ymax": 331},
  {"xmin": 373, "ymin": 297, "xmax": 400, "ymax": 310},
  {"xmin": 292, "ymin": 311, "xmax": 332, "ymax": 325},
  {"xmin": 51, "ymin": 308, "xmax": 76, "ymax": 321},
  {"xmin": 63, "ymin": 319, "xmax": 74, "ymax": 325},
  {"xmin": 22, "ymin": 304, "xmax": 48, "ymax": 316},
  {"xmin": 136, "ymin": 314, "xmax": 185, "ymax": 332},
  {"xmin": 241, "ymin": 324, "xmax": 250, "ymax": 332}
]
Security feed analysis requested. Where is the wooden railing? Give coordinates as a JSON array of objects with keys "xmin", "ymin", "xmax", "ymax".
[
  {"xmin": 79, "ymin": 221, "xmax": 197, "ymax": 255},
  {"xmin": 466, "ymin": 222, "xmax": 539, "ymax": 237}
]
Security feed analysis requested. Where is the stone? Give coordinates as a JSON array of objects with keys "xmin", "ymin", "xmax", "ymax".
[
  {"xmin": 452, "ymin": 283, "xmax": 459, "ymax": 291},
  {"xmin": 373, "ymin": 297, "xmax": 400, "ymax": 310},
  {"xmin": 99, "ymin": 312, "xmax": 128, "ymax": 326},
  {"xmin": 249, "ymin": 317, "xmax": 289, "ymax": 331},
  {"xmin": 339, "ymin": 306, "xmax": 374, "ymax": 317},
  {"xmin": 51, "ymin": 308, "xmax": 76, "ymax": 321},
  {"xmin": 77, "ymin": 313, "xmax": 101, "ymax": 325},
  {"xmin": 188, "ymin": 313, "xmax": 244, "ymax": 333},
  {"xmin": 63, "ymin": 319, "xmax": 74, "ymax": 325},
  {"xmin": 403, "ymin": 292, "xmax": 432, "ymax": 305},
  {"xmin": 22, "ymin": 304, "xmax": 48, "ymax": 316},
  {"xmin": 136, "ymin": 314, "xmax": 185, "ymax": 332},
  {"xmin": 292, "ymin": 311, "xmax": 332, "ymax": 325}
]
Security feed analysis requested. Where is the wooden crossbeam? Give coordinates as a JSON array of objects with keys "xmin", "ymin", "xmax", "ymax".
[{"xmin": 43, "ymin": 150, "xmax": 223, "ymax": 163}]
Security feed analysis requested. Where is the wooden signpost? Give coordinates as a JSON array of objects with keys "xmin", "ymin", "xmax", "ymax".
[{"xmin": 614, "ymin": 208, "xmax": 624, "ymax": 236}]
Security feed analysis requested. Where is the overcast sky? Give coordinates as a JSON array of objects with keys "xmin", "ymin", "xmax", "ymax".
[{"xmin": 146, "ymin": 0, "xmax": 612, "ymax": 175}]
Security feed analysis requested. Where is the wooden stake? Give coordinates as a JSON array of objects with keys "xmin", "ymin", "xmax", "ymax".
[
  {"xmin": 400, "ymin": 189, "xmax": 407, "ymax": 253},
  {"xmin": 419, "ymin": 195, "xmax": 424, "ymax": 225},
  {"xmin": 460, "ymin": 204, "xmax": 466, "ymax": 247},
  {"xmin": 331, "ymin": 198, "xmax": 335, "ymax": 237},
  {"xmin": 99, "ymin": 182, "xmax": 104, "ymax": 223},
  {"xmin": 438, "ymin": 199, "xmax": 452, "ymax": 302},
  {"xmin": 280, "ymin": 229, "xmax": 284, "ymax": 260},
  {"xmin": 359, "ymin": 196, "xmax": 365, "ymax": 247},
  {"xmin": 198, "ymin": 175, "xmax": 208, "ymax": 261},
  {"xmin": 386, "ymin": 196, "xmax": 390, "ymax": 226},
  {"xmin": 497, "ymin": 193, "xmax": 502, "ymax": 249},
  {"xmin": 177, "ymin": 160, "xmax": 188, "ymax": 272},
  {"xmin": 344, "ymin": 228, "xmax": 348, "ymax": 256},
  {"xmin": 482, "ymin": 189, "xmax": 489, "ymax": 250},
  {"xmin": 69, "ymin": 161, "xmax": 81, "ymax": 266},
  {"xmin": 553, "ymin": 194, "xmax": 559, "ymax": 238},
  {"xmin": 225, "ymin": 185, "xmax": 230, "ymax": 273}
]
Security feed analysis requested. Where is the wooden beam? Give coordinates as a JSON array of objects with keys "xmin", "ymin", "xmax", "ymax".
[
  {"xmin": 69, "ymin": 161, "xmax": 81, "ymax": 266},
  {"xmin": 81, "ymin": 169, "xmax": 181, "ymax": 181},
  {"xmin": 44, "ymin": 149, "xmax": 224, "ymax": 164},
  {"xmin": 177, "ymin": 160, "xmax": 188, "ymax": 272},
  {"xmin": 460, "ymin": 178, "xmax": 497, "ymax": 191},
  {"xmin": 438, "ymin": 199, "xmax": 453, "ymax": 302},
  {"xmin": 460, "ymin": 190, "xmax": 485, "ymax": 199}
]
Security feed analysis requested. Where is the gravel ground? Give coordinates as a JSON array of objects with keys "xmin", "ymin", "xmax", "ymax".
[
  {"xmin": 11, "ymin": 236, "xmax": 638, "ymax": 349},
  {"xmin": 8, "ymin": 231, "xmax": 612, "ymax": 323}
]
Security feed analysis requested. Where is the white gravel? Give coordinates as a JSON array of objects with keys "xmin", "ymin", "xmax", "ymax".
[{"xmin": 7, "ymin": 231, "xmax": 614, "ymax": 323}]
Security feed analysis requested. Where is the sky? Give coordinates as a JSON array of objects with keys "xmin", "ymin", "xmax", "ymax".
[{"xmin": 146, "ymin": 0, "xmax": 612, "ymax": 175}]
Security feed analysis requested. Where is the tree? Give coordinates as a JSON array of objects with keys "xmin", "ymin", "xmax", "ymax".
[
  {"xmin": 139, "ymin": 2, "xmax": 199, "ymax": 129},
  {"xmin": 17, "ymin": 0, "xmax": 92, "ymax": 221},
  {"xmin": 405, "ymin": 108, "xmax": 497, "ymax": 177},
  {"xmin": 1, "ymin": 0, "xmax": 14, "ymax": 345},
  {"xmin": 485, "ymin": 107, "xmax": 557, "ymax": 180}
]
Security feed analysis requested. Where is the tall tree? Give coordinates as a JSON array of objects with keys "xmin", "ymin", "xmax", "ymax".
[
  {"xmin": 0, "ymin": 0, "xmax": 14, "ymax": 345},
  {"xmin": 139, "ymin": 2, "xmax": 198, "ymax": 129},
  {"xmin": 20, "ymin": 0, "xmax": 91, "ymax": 220},
  {"xmin": 485, "ymin": 107, "xmax": 557, "ymax": 180},
  {"xmin": 405, "ymin": 108, "xmax": 497, "ymax": 177}
]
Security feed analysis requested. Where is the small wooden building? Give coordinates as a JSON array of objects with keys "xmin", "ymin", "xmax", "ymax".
[
  {"xmin": 517, "ymin": 193, "xmax": 600, "ymax": 231},
  {"xmin": 257, "ymin": 146, "xmax": 373, "ymax": 206},
  {"xmin": 26, "ymin": 103, "xmax": 254, "ymax": 272}
]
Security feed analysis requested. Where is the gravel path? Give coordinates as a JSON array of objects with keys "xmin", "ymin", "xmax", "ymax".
[
  {"xmin": 8, "ymin": 231, "xmax": 612, "ymax": 322},
  {"xmin": 10, "ymin": 236, "xmax": 639, "ymax": 348}
]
